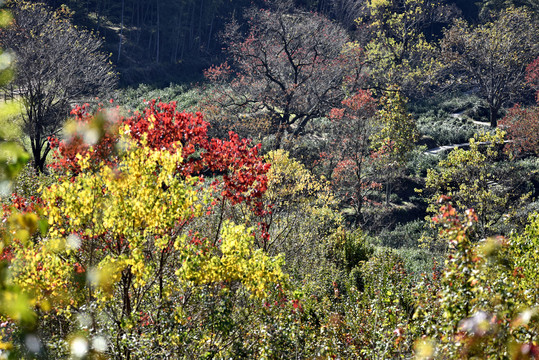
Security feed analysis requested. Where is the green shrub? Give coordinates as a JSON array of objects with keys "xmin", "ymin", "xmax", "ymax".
[
  {"xmin": 116, "ymin": 83, "xmax": 203, "ymax": 113},
  {"xmin": 417, "ymin": 110, "xmax": 486, "ymax": 146},
  {"xmin": 0, "ymin": 164, "xmax": 52, "ymax": 206},
  {"xmin": 378, "ymin": 220, "xmax": 431, "ymax": 249},
  {"xmin": 343, "ymin": 250, "xmax": 416, "ymax": 358},
  {"xmin": 440, "ymin": 94, "xmax": 481, "ymax": 114},
  {"xmin": 339, "ymin": 229, "xmax": 374, "ymax": 272},
  {"xmin": 406, "ymin": 146, "xmax": 440, "ymax": 177},
  {"xmin": 396, "ymin": 247, "xmax": 442, "ymax": 277},
  {"xmin": 410, "ymin": 93, "xmax": 481, "ymax": 115}
]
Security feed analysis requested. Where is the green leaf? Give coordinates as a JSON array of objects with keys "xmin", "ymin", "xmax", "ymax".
[
  {"xmin": 0, "ymin": 141, "xmax": 30, "ymax": 180},
  {"xmin": 0, "ymin": 100, "xmax": 21, "ymax": 140},
  {"xmin": 0, "ymin": 10, "xmax": 12, "ymax": 28},
  {"xmin": 37, "ymin": 219, "xmax": 49, "ymax": 236}
]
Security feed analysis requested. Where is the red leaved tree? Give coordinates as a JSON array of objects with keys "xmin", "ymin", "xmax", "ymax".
[
  {"xmin": 48, "ymin": 103, "xmax": 119, "ymax": 175},
  {"xmin": 205, "ymin": 4, "xmax": 366, "ymax": 148},
  {"xmin": 500, "ymin": 57, "xmax": 539, "ymax": 157},
  {"xmin": 500, "ymin": 104, "xmax": 539, "ymax": 157},
  {"xmin": 320, "ymin": 90, "xmax": 379, "ymax": 223},
  {"xmin": 526, "ymin": 56, "xmax": 539, "ymax": 100},
  {"xmin": 123, "ymin": 101, "xmax": 270, "ymax": 212},
  {"xmin": 49, "ymin": 100, "xmax": 271, "ymax": 237}
]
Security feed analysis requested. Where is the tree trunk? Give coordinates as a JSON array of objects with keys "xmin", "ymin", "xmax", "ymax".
[
  {"xmin": 31, "ymin": 139, "xmax": 43, "ymax": 173},
  {"xmin": 274, "ymin": 114, "xmax": 289, "ymax": 150},
  {"xmin": 207, "ymin": 12, "xmax": 214, "ymax": 51},
  {"xmin": 198, "ymin": 0, "xmax": 204, "ymax": 52},
  {"xmin": 120, "ymin": 268, "xmax": 133, "ymax": 360},
  {"xmin": 32, "ymin": 136, "xmax": 50, "ymax": 174},
  {"xmin": 117, "ymin": 0, "xmax": 125, "ymax": 63},
  {"xmin": 386, "ymin": 180, "xmax": 391, "ymax": 206},
  {"xmin": 274, "ymin": 128, "xmax": 283, "ymax": 150},
  {"xmin": 171, "ymin": 8, "xmax": 183, "ymax": 63},
  {"xmin": 31, "ymin": 127, "xmax": 45, "ymax": 173},
  {"xmin": 156, "ymin": 0, "xmax": 160, "ymax": 63},
  {"xmin": 489, "ymin": 104, "xmax": 499, "ymax": 128}
]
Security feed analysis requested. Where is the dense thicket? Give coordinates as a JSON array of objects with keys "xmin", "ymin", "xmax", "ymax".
[{"xmin": 1, "ymin": 0, "xmax": 539, "ymax": 358}]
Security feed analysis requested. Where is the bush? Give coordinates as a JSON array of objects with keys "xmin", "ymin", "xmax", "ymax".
[
  {"xmin": 333, "ymin": 229, "xmax": 374, "ymax": 272},
  {"xmin": 116, "ymin": 83, "xmax": 203, "ymax": 113},
  {"xmin": 440, "ymin": 94, "xmax": 479, "ymax": 114},
  {"xmin": 405, "ymin": 146, "xmax": 440, "ymax": 177},
  {"xmin": 417, "ymin": 204, "xmax": 539, "ymax": 358},
  {"xmin": 410, "ymin": 93, "xmax": 481, "ymax": 115},
  {"xmin": 423, "ymin": 130, "xmax": 535, "ymax": 239},
  {"xmin": 378, "ymin": 220, "xmax": 430, "ymax": 249},
  {"xmin": 463, "ymin": 99, "xmax": 491, "ymax": 122},
  {"xmin": 500, "ymin": 103, "xmax": 539, "ymax": 157},
  {"xmin": 417, "ymin": 110, "xmax": 486, "ymax": 146},
  {"xmin": 259, "ymin": 150, "xmax": 344, "ymax": 284},
  {"xmin": 343, "ymin": 250, "xmax": 416, "ymax": 358},
  {"xmin": 396, "ymin": 247, "xmax": 442, "ymax": 277}
]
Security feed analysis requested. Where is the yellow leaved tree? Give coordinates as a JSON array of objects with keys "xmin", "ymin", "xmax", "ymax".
[{"xmin": 5, "ymin": 125, "xmax": 286, "ymax": 358}]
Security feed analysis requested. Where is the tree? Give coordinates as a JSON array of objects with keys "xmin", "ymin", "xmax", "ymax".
[
  {"xmin": 423, "ymin": 130, "xmax": 533, "ymax": 241},
  {"xmin": 205, "ymin": 4, "xmax": 365, "ymax": 148},
  {"xmin": 440, "ymin": 7, "xmax": 538, "ymax": 127},
  {"xmin": 527, "ymin": 56, "xmax": 539, "ymax": 99},
  {"xmin": 2, "ymin": 101, "xmax": 286, "ymax": 358},
  {"xmin": 499, "ymin": 103, "xmax": 539, "ymax": 157},
  {"xmin": 259, "ymin": 149, "xmax": 342, "ymax": 259},
  {"xmin": 323, "ymin": 90, "xmax": 380, "ymax": 223},
  {"xmin": 22, "ymin": 137, "xmax": 284, "ymax": 358},
  {"xmin": 478, "ymin": 0, "xmax": 539, "ymax": 16},
  {"xmin": 0, "ymin": 0, "xmax": 116, "ymax": 173},
  {"xmin": 499, "ymin": 58, "xmax": 539, "ymax": 157},
  {"xmin": 358, "ymin": 0, "xmax": 456, "ymax": 96},
  {"xmin": 50, "ymin": 100, "xmax": 270, "ymax": 211},
  {"xmin": 370, "ymin": 88, "xmax": 418, "ymax": 206}
]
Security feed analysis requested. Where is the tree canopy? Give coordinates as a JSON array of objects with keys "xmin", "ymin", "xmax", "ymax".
[
  {"xmin": 440, "ymin": 7, "xmax": 538, "ymax": 127},
  {"xmin": 205, "ymin": 4, "xmax": 365, "ymax": 148}
]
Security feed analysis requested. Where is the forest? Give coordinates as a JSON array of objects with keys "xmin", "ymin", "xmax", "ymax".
[{"xmin": 0, "ymin": 0, "xmax": 538, "ymax": 358}]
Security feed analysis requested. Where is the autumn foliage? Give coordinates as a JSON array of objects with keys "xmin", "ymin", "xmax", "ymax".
[
  {"xmin": 324, "ymin": 90, "xmax": 380, "ymax": 220},
  {"xmin": 205, "ymin": 6, "xmax": 365, "ymax": 147},
  {"xmin": 3, "ymin": 1, "xmax": 539, "ymax": 358},
  {"xmin": 500, "ymin": 103, "xmax": 539, "ymax": 157},
  {"xmin": 526, "ymin": 56, "xmax": 539, "ymax": 95},
  {"xmin": 499, "ymin": 60, "xmax": 539, "ymax": 157},
  {"xmin": 48, "ymin": 103, "xmax": 119, "ymax": 174},
  {"xmin": 0, "ymin": 99, "xmax": 289, "ymax": 358},
  {"xmin": 49, "ymin": 100, "xmax": 270, "ymax": 213}
]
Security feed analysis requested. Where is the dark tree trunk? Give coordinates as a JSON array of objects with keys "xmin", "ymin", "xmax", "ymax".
[
  {"xmin": 489, "ymin": 104, "xmax": 500, "ymax": 128},
  {"xmin": 31, "ymin": 135, "xmax": 50, "ymax": 174},
  {"xmin": 31, "ymin": 141, "xmax": 43, "ymax": 173}
]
